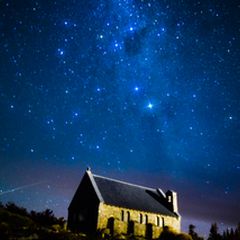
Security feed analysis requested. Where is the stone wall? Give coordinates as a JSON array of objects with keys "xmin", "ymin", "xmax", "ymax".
[{"xmin": 97, "ymin": 203, "xmax": 180, "ymax": 238}]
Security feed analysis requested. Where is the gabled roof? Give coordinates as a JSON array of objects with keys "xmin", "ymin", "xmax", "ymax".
[{"xmin": 87, "ymin": 169, "xmax": 178, "ymax": 218}]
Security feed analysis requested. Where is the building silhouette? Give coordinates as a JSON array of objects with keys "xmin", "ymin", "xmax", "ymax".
[{"xmin": 68, "ymin": 169, "xmax": 180, "ymax": 238}]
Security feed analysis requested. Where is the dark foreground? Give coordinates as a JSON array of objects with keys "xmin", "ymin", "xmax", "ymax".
[{"xmin": 0, "ymin": 202, "xmax": 239, "ymax": 240}]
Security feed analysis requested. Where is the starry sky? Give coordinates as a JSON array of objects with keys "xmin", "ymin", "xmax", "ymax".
[{"xmin": 0, "ymin": 0, "xmax": 239, "ymax": 236}]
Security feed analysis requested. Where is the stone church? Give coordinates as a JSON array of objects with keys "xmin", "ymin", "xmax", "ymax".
[{"xmin": 68, "ymin": 169, "xmax": 180, "ymax": 238}]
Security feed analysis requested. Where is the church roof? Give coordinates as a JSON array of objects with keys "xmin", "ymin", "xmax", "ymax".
[{"xmin": 87, "ymin": 170, "xmax": 177, "ymax": 218}]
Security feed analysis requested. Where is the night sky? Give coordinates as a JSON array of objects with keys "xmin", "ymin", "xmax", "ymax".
[{"xmin": 0, "ymin": 0, "xmax": 240, "ymax": 237}]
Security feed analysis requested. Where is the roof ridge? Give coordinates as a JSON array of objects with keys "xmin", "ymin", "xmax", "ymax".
[
  {"xmin": 86, "ymin": 170, "xmax": 104, "ymax": 202},
  {"xmin": 93, "ymin": 173, "xmax": 156, "ymax": 191}
]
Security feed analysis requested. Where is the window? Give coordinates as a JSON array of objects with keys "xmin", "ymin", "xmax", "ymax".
[
  {"xmin": 139, "ymin": 213, "xmax": 143, "ymax": 224},
  {"xmin": 127, "ymin": 211, "xmax": 130, "ymax": 222},
  {"xmin": 145, "ymin": 214, "xmax": 148, "ymax": 224},
  {"xmin": 121, "ymin": 210, "xmax": 124, "ymax": 221},
  {"xmin": 162, "ymin": 217, "xmax": 165, "ymax": 227},
  {"xmin": 156, "ymin": 216, "xmax": 160, "ymax": 226}
]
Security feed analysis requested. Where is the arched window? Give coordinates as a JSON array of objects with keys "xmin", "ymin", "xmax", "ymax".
[
  {"xmin": 127, "ymin": 211, "xmax": 130, "ymax": 222},
  {"xmin": 139, "ymin": 213, "xmax": 143, "ymax": 224},
  {"xmin": 121, "ymin": 210, "xmax": 124, "ymax": 221},
  {"xmin": 145, "ymin": 214, "xmax": 148, "ymax": 224},
  {"xmin": 107, "ymin": 217, "xmax": 114, "ymax": 235},
  {"xmin": 162, "ymin": 217, "xmax": 165, "ymax": 227}
]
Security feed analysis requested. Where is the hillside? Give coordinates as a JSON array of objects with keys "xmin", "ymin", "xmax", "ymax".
[{"xmin": 0, "ymin": 203, "xmax": 83, "ymax": 240}]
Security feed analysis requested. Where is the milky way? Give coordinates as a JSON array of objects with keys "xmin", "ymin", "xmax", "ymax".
[{"xmin": 0, "ymin": 0, "xmax": 239, "ymax": 236}]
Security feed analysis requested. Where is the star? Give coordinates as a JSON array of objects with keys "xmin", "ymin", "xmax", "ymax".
[
  {"xmin": 147, "ymin": 103, "xmax": 153, "ymax": 109},
  {"xmin": 134, "ymin": 86, "xmax": 139, "ymax": 91},
  {"xmin": 58, "ymin": 48, "xmax": 64, "ymax": 55}
]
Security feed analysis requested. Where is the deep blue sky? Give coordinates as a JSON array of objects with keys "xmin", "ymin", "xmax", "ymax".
[{"xmin": 0, "ymin": 0, "xmax": 239, "ymax": 237}]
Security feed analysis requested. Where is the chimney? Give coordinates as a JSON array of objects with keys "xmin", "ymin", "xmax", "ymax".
[{"xmin": 166, "ymin": 190, "xmax": 178, "ymax": 214}]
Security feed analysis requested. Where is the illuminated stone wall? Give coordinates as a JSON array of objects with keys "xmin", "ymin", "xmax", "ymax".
[{"xmin": 97, "ymin": 202, "xmax": 180, "ymax": 238}]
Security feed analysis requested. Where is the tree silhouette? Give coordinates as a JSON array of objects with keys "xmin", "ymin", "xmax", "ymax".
[
  {"xmin": 237, "ymin": 223, "xmax": 240, "ymax": 239},
  {"xmin": 222, "ymin": 223, "xmax": 240, "ymax": 240},
  {"xmin": 30, "ymin": 208, "xmax": 65, "ymax": 228},
  {"xmin": 5, "ymin": 202, "xmax": 28, "ymax": 217},
  {"xmin": 208, "ymin": 223, "xmax": 222, "ymax": 240},
  {"xmin": 188, "ymin": 224, "xmax": 204, "ymax": 240}
]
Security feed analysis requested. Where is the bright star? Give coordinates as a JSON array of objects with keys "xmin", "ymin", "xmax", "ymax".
[
  {"xmin": 58, "ymin": 48, "xmax": 64, "ymax": 55},
  {"xmin": 134, "ymin": 86, "xmax": 139, "ymax": 91},
  {"xmin": 147, "ymin": 103, "xmax": 153, "ymax": 109}
]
